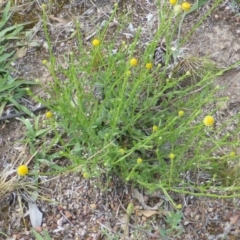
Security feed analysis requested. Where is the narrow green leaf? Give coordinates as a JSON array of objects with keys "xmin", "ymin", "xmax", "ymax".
[
  {"xmin": 0, "ymin": 101, "xmax": 7, "ymax": 117},
  {"xmin": 35, "ymin": 128, "xmax": 51, "ymax": 137},
  {"xmin": 31, "ymin": 229, "xmax": 45, "ymax": 240},
  {"xmin": 0, "ymin": 52, "xmax": 15, "ymax": 64},
  {"xmin": 8, "ymin": 98, "xmax": 35, "ymax": 117},
  {"xmin": 43, "ymin": 230, "xmax": 52, "ymax": 240},
  {"xmin": 20, "ymin": 118, "xmax": 36, "ymax": 138},
  {"xmin": 0, "ymin": 25, "xmax": 24, "ymax": 39},
  {"xmin": 0, "ymin": 2, "xmax": 11, "ymax": 29}
]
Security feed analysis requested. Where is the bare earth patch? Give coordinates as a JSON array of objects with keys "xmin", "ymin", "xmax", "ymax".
[{"xmin": 1, "ymin": 1, "xmax": 240, "ymax": 239}]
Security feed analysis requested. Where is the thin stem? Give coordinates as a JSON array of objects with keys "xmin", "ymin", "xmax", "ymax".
[{"xmin": 176, "ymin": 12, "xmax": 186, "ymax": 50}]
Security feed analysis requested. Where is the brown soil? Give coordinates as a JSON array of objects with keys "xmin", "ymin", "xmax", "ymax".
[{"xmin": 1, "ymin": 1, "xmax": 240, "ymax": 239}]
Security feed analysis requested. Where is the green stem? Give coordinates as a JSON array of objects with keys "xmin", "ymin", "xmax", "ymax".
[{"xmin": 176, "ymin": 12, "xmax": 186, "ymax": 52}]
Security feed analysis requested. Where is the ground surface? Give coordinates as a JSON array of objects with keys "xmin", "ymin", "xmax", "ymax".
[{"xmin": 1, "ymin": 0, "xmax": 240, "ymax": 239}]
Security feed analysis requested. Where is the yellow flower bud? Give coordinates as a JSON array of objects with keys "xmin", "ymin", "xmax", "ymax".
[
  {"xmin": 181, "ymin": 2, "xmax": 191, "ymax": 11},
  {"xmin": 42, "ymin": 59, "xmax": 48, "ymax": 65},
  {"xmin": 169, "ymin": 153, "xmax": 175, "ymax": 160},
  {"xmin": 17, "ymin": 165, "xmax": 29, "ymax": 176},
  {"xmin": 229, "ymin": 151, "xmax": 236, "ymax": 157},
  {"xmin": 169, "ymin": 0, "xmax": 177, "ymax": 5},
  {"xmin": 45, "ymin": 111, "xmax": 53, "ymax": 119},
  {"xmin": 203, "ymin": 116, "xmax": 214, "ymax": 127},
  {"xmin": 41, "ymin": 4, "xmax": 47, "ymax": 10},
  {"xmin": 137, "ymin": 158, "xmax": 143, "ymax": 164},
  {"xmin": 83, "ymin": 172, "xmax": 90, "ymax": 178},
  {"xmin": 173, "ymin": 5, "xmax": 182, "ymax": 15},
  {"xmin": 92, "ymin": 39, "xmax": 100, "ymax": 47},
  {"xmin": 178, "ymin": 110, "xmax": 184, "ymax": 117},
  {"xmin": 175, "ymin": 204, "xmax": 182, "ymax": 209},
  {"xmin": 152, "ymin": 125, "xmax": 158, "ymax": 132},
  {"xmin": 126, "ymin": 70, "xmax": 131, "ymax": 76},
  {"xmin": 146, "ymin": 63, "xmax": 153, "ymax": 70},
  {"xmin": 130, "ymin": 58, "xmax": 138, "ymax": 67},
  {"xmin": 119, "ymin": 148, "xmax": 125, "ymax": 155}
]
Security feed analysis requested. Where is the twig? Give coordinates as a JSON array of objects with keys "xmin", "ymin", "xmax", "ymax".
[{"xmin": 0, "ymin": 106, "xmax": 47, "ymax": 121}]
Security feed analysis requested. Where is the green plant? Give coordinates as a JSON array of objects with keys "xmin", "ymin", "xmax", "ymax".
[
  {"xmin": 0, "ymin": 74, "xmax": 37, "ymax": 117},
  {"xmin": 20, "ymin": 116, "xmax": 65, "ymax": 173},
  {"xmin": 0, "ymin": 2, "xmax": 37, "ymax": 117},
  {"xmin": 31, "ymin": 229, "xmax": 52, "ymax": 240},
  {"xmin": 0, "ymin": 2, "xmax": 23, "ymax": 73},
  {"xmin": 160, "ymin": 211, "xmax": 184, "ymax": 237},
  {"xmin": 38, "ymin": 0, "xmax": 240, "ymax": 203}
]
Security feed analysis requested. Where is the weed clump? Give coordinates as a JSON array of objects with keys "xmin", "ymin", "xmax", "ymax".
[{"xmin": 28, "ymin": 0, "xmax": 240, "ymax": 202}]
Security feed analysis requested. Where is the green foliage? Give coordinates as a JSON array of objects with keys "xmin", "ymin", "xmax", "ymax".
[
  {"xmin": 0, "ymin": 2, "xmax": 37, "ymax": 117},
  {"xmin": 20, "ymin": 116, "xmax": 65, "ymax": 173},
  {"xmin": 0, "ymin": 74, "xmax": 36, "ymax": 117},
  {"xmin": 31, "ymin": 229, "xmax": 52, "ymax": 240},
  {"xmin": 36, "ymin": 1, "xmax": 240, "ymax": 201},
  {"xmin": 160, "ymin": 211, "xmax": 184, "ymax": 237},
  {"xmin": 0, "ymin": 2, "xmax": 24, "ymax": 73}
]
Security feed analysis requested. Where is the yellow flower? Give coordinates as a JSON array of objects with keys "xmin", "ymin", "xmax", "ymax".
[
  {"xmin": 126, "ymin": 70, "xmax": 131, "ymax": 76},
  {"xmin": 119, "ymin": 148, "xmax": 125, "ymax": 155},
  {"xmin": 181, "ymin": 2, "xmax": 191, "ymax": 11},
  {"xmin": 45, "ymin": 111, "xmax": 53, "ymax": 119},
  {"xmin": 169, "ymin": 153, "xmax": 175, "ymax": 160},
  {"xmin": 175, "ymin": 204, "xmax": 182, "ymax": 209},
  {"xmin": 83, "ymin": 172, "xmax": 90, "ymax": 178},
  {"xmin": 169, "ymin": 0, "xmax": 177, "ymax": 5},
  {"xmin": 146, "ymin": 63, "xmax": 153, "ymax": 70},
  {"xmin": 173, "ymin": 5, "xmax": 182, "ymax": 14},
  {"xmin": 130, "ymin": 58, "xmax": 138, "ymax": 67},
  {"xmin": 137, "ymin": 157, "xmax": 143, "ymax": 164},
  {"xmin": 178, "ymin": 110, "xmax": 184, "ymax": 117},
  {"xmin": 152, "ymin": 125, "xmax": 158, "ymax": 132},
  {"xmin": 230, "ymin": 151, "xmax": 236, "ymax": 157},
  {"xmin": 17, "ymin": 165, "xmax": 29, "ymax": 176},
  {"xmin": 42, "ymin": 59, "xmax": 48, "ymax": 65},
  {"xmin": 41, "ymin": 4, "xmax": 47, "ymax": 10},
  {"xmin": 203, "ymin": 115, "xmax": 214, "ymax": 127},
  {"xmin": 92, "ymin": 39, "xmax": 100, "ymax": 47}
]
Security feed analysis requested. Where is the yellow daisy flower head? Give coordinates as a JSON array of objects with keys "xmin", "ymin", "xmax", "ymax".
[
  {"xmin": 17, "ymin": 165, "xmax": 29, "ymax": 176},
  {"xmin": 130, "ymin": 58, "xmax": 138, "ymax": 67},
  {"xmin": 169, "ymin": 0, "xmax": 177, "ymax": 5},
  {"xmin": 152, "ymin": 125, "xmax": 158, "ymax": 132},
  {"xmin": 45, "ymin": 111, "xmax": 53, "ymax": 119},
  {"xmin": 181, "ymin": 2, "xmax": 191, "ymax": 11},
  {"xmin": 137, "ymin": 157, "xmax": 143, "ymax": 164},
  {"xmin": 92, "ymin": 39, "xmax": 100, "ymax": 47},
  {"xmin": 178, "ymin": 110, "xmax": 184, "ymax": 117},
  {"xmin": 203, "ymin": 115, "xmax": 214, "ymax": 127},
  {"xmin": 169, "ymin": 153, "xmax": 175, "ymax": 160},
  {"xmin": 146, "ymin": 63, "xmax": 153, "ymax": 70}
]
